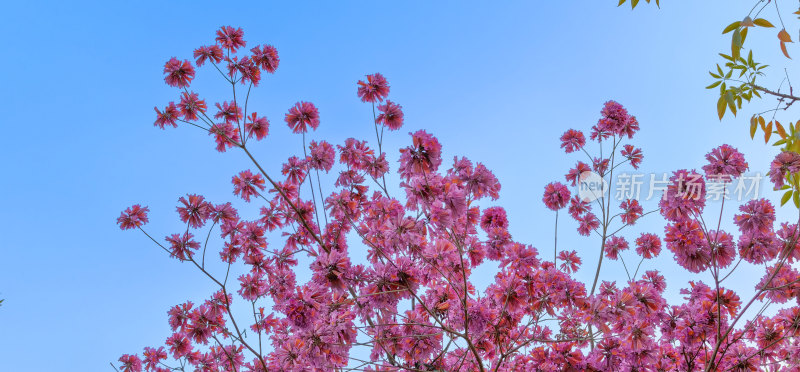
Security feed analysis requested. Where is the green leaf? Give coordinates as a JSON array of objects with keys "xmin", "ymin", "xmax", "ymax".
[
  {"xmin": 750, "ymin": 120, "xmax": 758, "ymax": 139},
  {"xmin": 717, "ymin": 96, "xmax": 727, "ymax": 120},
  {"xmin": 723, "ymin": 21, "xmax": 741, "ymax": 34},
  {"xmin": 706, "ymin": 81, "xmax": 722, "ymax": 89},
  {"xmin": 725, "ymin": 91, "xmax": 737, "ymax": 116},
  {"xmin": 782, "ymin": 190, "xmax": 792, "ymax": 206},
  {"xmin": 631, "ymin": 0, "xmax": 639, "ymax": 8},
  {"xmin": 724, "ymin": 91, "xmax": 735, "ymax": 106},
  {"xmin": 732, "ymin": 29, "xmax": 742, "ymax": 60},
  {"xmin": 793, "ymin": 189, "xmax": 799, "ymax": 208},
  {"xmin": 753, "ymin": 18, "xmax": 775, "ymax": 28},
  {"xmin": 719, "ymin": 53, "xmax": 734, "ymax": 61},
  {"xmin": 618, "ymin": 0, "xmax": 627, "ymax": 5}
]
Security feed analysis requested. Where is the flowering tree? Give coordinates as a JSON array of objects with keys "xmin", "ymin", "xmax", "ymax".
[{"xmin": 116, "ymin": 27, "xmax": 800, "ymax": 371}]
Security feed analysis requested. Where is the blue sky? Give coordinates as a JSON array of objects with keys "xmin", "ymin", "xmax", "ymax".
[{"xmin": 1, "ymin": 1, "xmax": 797, "ymax": 370}]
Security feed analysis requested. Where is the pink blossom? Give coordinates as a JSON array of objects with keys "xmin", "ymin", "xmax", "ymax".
[
  {"xmin": 165, "ymin": 232, "xmax": 200, "ymax": 261},
  {"xmin": 769, "ymin": 151, "xmax": 800, "ymax": 189},
  {"xmin": 605, "ymin": 236, "xmax": 629, "ymax": 260},
  {"xmin": 558, "ymin": 250, "xmax": 581, "ymax": 273},
  {"xmin": 596, "ymin": 100, "xmax": 637, "ymax": 138},
  {"xmin": 568, "ymin": 195, "xmax": 591, "ymax": 219},
  {"xmin": 578, "ymin": 212, "xmax": 600, "ymax": 236},
  {"xmin": 702, "ymin": 144, "xmax": 748, "ymax": 180},
  {"xmin": 250, "ymin": 44, "xmax": 279, "ymax": 73},
  {"xmin": 285, "ymin": 101, "xmax": 320, "ymax": 133},
  {"xmin": 193, "ymin": 45, "xmax": 223, "ymax": 67},
  {"xmin": 238, "ymin": 273, "xmax": 267, "ymax": 301},
  {"xmin": 208, "ymin": 122, "xmax": 240, "ymax": 152},
  {"xmin": 117, "ymin": 205, "xmax": 149, "ymax": 230},
  {"xmin": 665, "ymin": 219, "xmax": 709, "ymax": 273},
  {"xmin": 210, "ymin": 202, "xmax": 238, "ymax": 224},
  {"xmin": 176, "ymin": 194, "xmax": 211, "ymax": 229},
  {"xmin": 281, "ymin": 156, "xmax": 307, "ymax": 185},
  {"xmin": 215, "ymin": 26, "xmax": 246, "ymax": 52},
  {"xmin": 178, "ymin": 92, "xmax": 207, "ymax": 121},
  {"xmin": 481, "ymin": 206, "xmax": 508, "ymax": 231},
  {"xmin": 154, "ymin": 102, "xmax": 179, "ymax": 129},
  {"xmin": 214, "ymin": 101, "xmax": 242, "ymax": 123},
  {"xmin": 245, "ymin": 112, "xmax": 270, "ymax": 140},
  {"xmin": 620, "ymin": 199, "xmax": 643, "ymax": 225},
  {"xmin": 165, "ymin": 333, "xmax": 192, "ymax": 358},
  {"xmin": 738, "ymin": 232, "xmax": 780, "ymax": 264},
  {"xmin": 356, "ymin": 73, "xmax": 390, "ymax": 103},
  {"xmin": 142, "ymin": 347, "xmax": 167, "ymax": 370},
  {"xmin": 620, "ymin": 144, "xmax": 643, "ymax": 169},
  {"xmin": 399, "ymin": 130, "xmax": 442, "ymax": 180},
  {"xmin": 376, "ymin": 100, "xmax": 404, "ymax": 130},
  {"xmin": 163, "ymin": 58, "xmax": 195, "ymax": 88},
  {"xmin": 659, "ymin": 169, "xmax": 706, "ymax": 222},
  {"xmin": 227, "ymin": 56, "xmax": 261, "ymax": 85},
  {"xmin": 565, "ymin": 161, "xmax": 591, "ymax": 186},
  {"xmin": 734, "ymin": 199, "xmax": 775, "ymax": 235},
  {"xmin": 232, "ymin": 170, "xmax": 266, "ymax": 202},
  {"xmin": 635, "ymin": 233, "xmax": 661, "ymax": 259},
  {"xmin": 118, "ymin": 354, "xmax": 142, "ymax": 372},
  {"xmin": 364, "ymin": 153, "xmax": 389, "ymax": 179},
  {"xmin": 168, "ymin": 302, "xmax": 193, "ymax": 332},
  {"xmin": 706, "ymin": 230, "xmax": 736, "ymax": 268},
  {"xmin": 542, "ymin": 182, "xmax": 570, "ymax": 211},
  {"xmin": 560, "ymin": 129, "xmax": 586, "ymax": 153},
  {"xmin": 308, "ymin": 140, "xmax": 335, "ymax": 172},
  {"xmin": 593, "ymin": 157, "xmax": 610, "ymax": 175}
]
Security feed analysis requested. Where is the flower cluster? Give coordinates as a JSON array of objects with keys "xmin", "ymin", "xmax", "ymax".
[{"xmin": 115, "ymin": 27, "xmax": 800, "ymax": 372}]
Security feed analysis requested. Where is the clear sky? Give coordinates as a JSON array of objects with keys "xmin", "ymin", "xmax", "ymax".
[{"xmin": 1, "ymin": 1, "xmax": 797, "ymax": 370}]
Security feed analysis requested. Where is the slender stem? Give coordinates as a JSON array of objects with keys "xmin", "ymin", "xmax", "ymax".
[
  {"xmin": 371, "ymin": 101, "xmax": 390, "ymax": 195},
  {"xmin": 302, "ymin": 132, "xmax": 323, "ymax": 231},
  {"xmin": 316, "ymin": 168, "xmax": 328, "ymax": 226},
  {"xmin": 201, "ymin": 220, "xmax": 217, "ymax": 268},
  {"xmin": 619, "ymin": 255, "xmax": 631, "ymax": 281},
  {"xmin": 632, "ymin": 256, "xmax": 645, "ymax": 279},
  {"xmin": 588, "ymin": 135, "xmax": 620, "ymax": 350},
  {"xmin": 554, "ymin": 210, "xmax": 559, "ymax": 266}
]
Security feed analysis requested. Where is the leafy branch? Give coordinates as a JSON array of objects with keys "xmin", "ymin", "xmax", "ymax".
[{"xmin": 707, "ymin": 1, "xmax": 799, "ymax": 120}]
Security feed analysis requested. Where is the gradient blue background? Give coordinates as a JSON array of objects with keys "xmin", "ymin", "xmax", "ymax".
[{"xmin": 1, "ymin": 1, "xmax": 797, "ymax": 370}]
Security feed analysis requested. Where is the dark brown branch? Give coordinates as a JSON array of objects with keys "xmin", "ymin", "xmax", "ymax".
[{"xmin": 752, "ymin": 84, "xmax": 800, "ymax": 108}]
